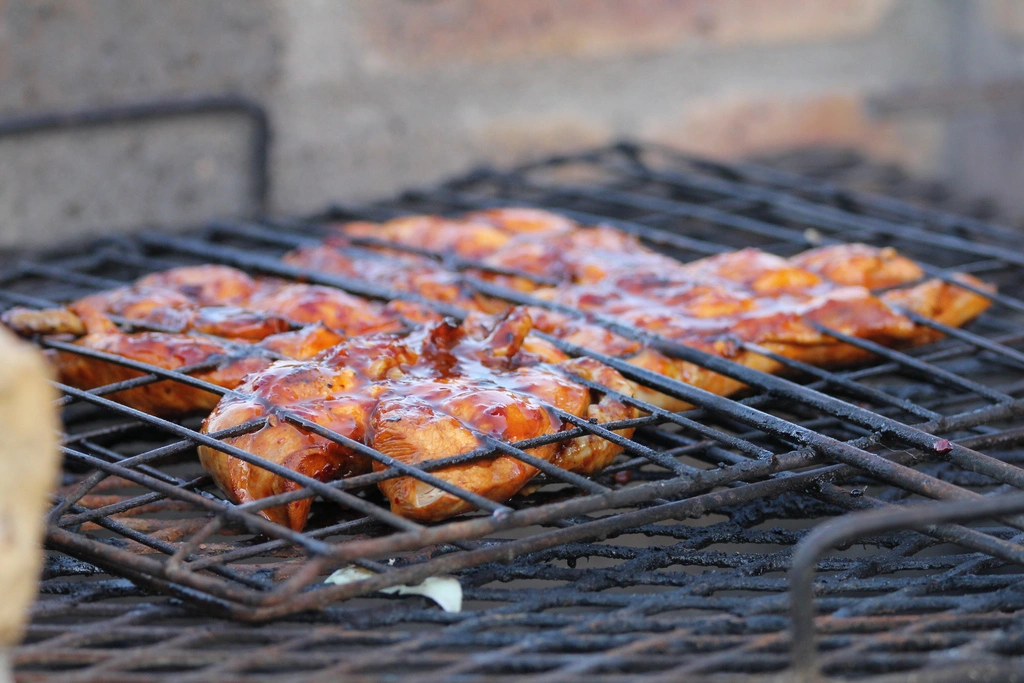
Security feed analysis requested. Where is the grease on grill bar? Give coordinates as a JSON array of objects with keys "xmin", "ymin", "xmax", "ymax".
[{"xmin": 6, "ymin": 144, "xmax": 1024, "ymax": 680}]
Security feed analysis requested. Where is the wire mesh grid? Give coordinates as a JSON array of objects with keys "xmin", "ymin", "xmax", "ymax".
[{"xmin": 7, "ymin": 142, "xmax": 1024, "ymax": 680}]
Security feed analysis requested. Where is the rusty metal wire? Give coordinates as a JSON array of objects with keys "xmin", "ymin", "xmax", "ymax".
[{"xmin": 6, "ymin": 143, "xmax": 1024, "ymax": 679}]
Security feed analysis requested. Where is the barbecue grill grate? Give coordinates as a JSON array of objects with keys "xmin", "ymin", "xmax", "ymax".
[{"xmin": 7, "ymin": 143, "xmax": 1024, "ymax": 681}]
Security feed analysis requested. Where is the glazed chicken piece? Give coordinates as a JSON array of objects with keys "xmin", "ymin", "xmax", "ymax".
[
  {"xmin": 526, "ymin": 245, "xmax": 992, "ymax": 410},
  {"xmin": 481, "ymin": 225, "xmax": 676, "ymax": 289},
  {"xmin": 73, "ymin": 264, "xmax": 415, "ymax": 336},
  {"xmin": 331, "ymin": 208, "xmax": 658, "ymax": 291},
  {"xmin": 282, "ymin": 242, "xmax": 504, "ymax": 317},
  {"xmin": 374, "ymin": 314, "xmax": 635, "ymax": 520},
  {"xmin": 789, "ymin": 243, "xmax": 925, "ymax": 290},
  {"xmin": 790, "ymin": 243, "xmax": 986, "ymax": 344},
  {"xmin": 284, "ymin": 213, "xmax": 670, "ymax": 307},
  {"xmin": 312, "ymin": 211, "xmax": 993, "ymax": 412},
  {"xmin": 1, "ymin": 265, "xmax": 418, "ymax": 415},
  {"xmin": 340, "ymin": 207, "xmax": 577, "ymax": 261},
  {"xmin": 51, "ymin": 323, "xmax": 344, "ymax": 415},
  {"xmin": 198, "ymin": 335, "xmax": 402, "ymax": 529},
  {"xmin": 199, "ymin": 309, "xmax": 637, "ymax": 528}
]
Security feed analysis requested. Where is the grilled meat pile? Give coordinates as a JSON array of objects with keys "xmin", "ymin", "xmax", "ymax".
[
  {"xmin": 200, "ymin": 309, "xmax": 634, "ymax": 526},
  {"xmin": 288, "ymin": 208, "xmax": 993, "ymax": 410},
  {"xmin": 2, "ymin": 208, "xmax": 994, "ymax": 528}
]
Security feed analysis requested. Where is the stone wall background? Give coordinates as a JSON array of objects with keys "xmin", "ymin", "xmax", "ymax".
[{"xmin": 2, "ymin": 0, "xmax": 1024, "ymax": 248}]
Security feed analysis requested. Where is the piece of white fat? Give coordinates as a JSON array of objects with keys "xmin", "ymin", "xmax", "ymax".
[{"xmin": 325, "ymin": 567, "xmax": 463, "ymax": 613}]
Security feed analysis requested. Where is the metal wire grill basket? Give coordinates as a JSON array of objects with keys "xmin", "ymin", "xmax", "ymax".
[{"xmin": 6, "ymin": 142, "xmax": 1024, "ymax": 681}]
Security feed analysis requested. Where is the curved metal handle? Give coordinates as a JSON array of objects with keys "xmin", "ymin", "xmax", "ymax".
[{"xmin": 789, "ymin": 491, "xmax": 1024, "ymax": 680}]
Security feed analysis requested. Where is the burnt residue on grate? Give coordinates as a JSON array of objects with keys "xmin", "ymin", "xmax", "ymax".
[{"xmin": 7, "ymin": 143, "xmax": 1024, "ymax": 680}]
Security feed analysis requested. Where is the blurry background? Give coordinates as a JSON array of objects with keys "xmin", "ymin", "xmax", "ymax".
[{"xmin": 2, "ymin": 0, "xmax": 1024, "ymax": 249}]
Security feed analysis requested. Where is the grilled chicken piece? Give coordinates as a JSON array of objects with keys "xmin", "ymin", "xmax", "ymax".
[
  {"xmin": 51, "ymin": 329, "xmax": 333, "ymax": 416},
  {"xmin": 199, "ymin": 309, "xmax": 637, "ymax": 528},
  {"xmin": 789, "ymin": 243, "xmax": 990, "ymax": 344},
  {"xmin": 342, "ymin": 216, "xmax": 512, "ymax": 260},
  {"xmin": 282, "ymin": 241, "xmax": 508, "ymax": 315},
  {"xmin": 371, "ymin": 374, "xmax": 564, "ymax": 521},
  {"xmin": 2, "ymin": 304, "xmax": 346, "ymax": 415},
  {"xmin": 68, "ymin": 265, "xmax": 413, "ymax": 336},
  {"xmin": 0, "ymin": 307, "xmax": 87, "ymax": 337},
  {"xmin": 340, "ymin": 208, "xmax": 576, "ymax": 261},
  {"xmin": 197, "ymin": 336, "xmax": 398, "ymax": 529},
  {"xmin": 1, "ymin": 265, "xmax": 414, "ymax": 415},
  {"xmin": 483, "ymin": 225, "xmax": 674, "ymax": 288},
  {"xmin": 526, "ymin": 246, "xmax": 992, "ymax": 409},
  {"xmin": 311, "ymin": 213, "xmax": 993, "ymax": 411},
  {"xmin": 790, "ymin": 244, "xmax": 924, "ymax": 290},
  {"xmin": 330, "ymin": 208, "xmax": 652, "ymax": 290}
]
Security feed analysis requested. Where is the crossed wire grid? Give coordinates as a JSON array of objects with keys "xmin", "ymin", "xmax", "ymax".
[{"xmin": 6, "ymin": 143, "xmax": 1024, "ymax": 680}]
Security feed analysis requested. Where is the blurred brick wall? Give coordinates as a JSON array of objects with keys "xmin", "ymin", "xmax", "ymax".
[{"xmin": 2, "ymin": 0, "xmax": 1024, "ymax": 248}]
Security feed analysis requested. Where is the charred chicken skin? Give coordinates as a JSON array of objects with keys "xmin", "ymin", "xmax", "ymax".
[{"xmin": 199, "ymin": 309, "xmax": 636, "ymax": 527}]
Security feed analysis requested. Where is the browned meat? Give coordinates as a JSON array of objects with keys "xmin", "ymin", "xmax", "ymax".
[
  {"xmin": 291, "ymin": 214, "xmax": 994, "ymax": 411},
  {"xmin": 5, "ymin": 208, "xmax": 996, "ymax": 529},
  {"xmin": 199, "ymin": 309, "xmax": 637, "ymax": 528},
  {"xmin": 282, "ymin": 242, "xmax": 506, "ymax": 315},
  {"xmin": 1, "ymin": 265, "xmax": 414, "ymax": 415}
]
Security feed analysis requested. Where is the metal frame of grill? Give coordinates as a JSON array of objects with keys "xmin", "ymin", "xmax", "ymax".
[{"xmin": 7, "ymin": 140, "xmax": 1024, "ymax": 680}]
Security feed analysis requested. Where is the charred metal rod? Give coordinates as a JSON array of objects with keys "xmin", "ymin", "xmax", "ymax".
[
  {"xmin": 788, "ymin": 492, "xmax": 1024, "ymax": 680},
  {"xmin": 897, "ymin": 307, "xmax": 1024, "ymax": 371},
  {"xmin": 61, "ymin": 501, "xmax": 270, "ymax": 593},
  {"xmin": 812, "ymin": 483, "xmax": 1024, "ymax": 568},
  {"xmin": 184, "ymin": 518, "xmax": 381, "ymax": 573},
  {"xmin": 61, "ymin": 447, "xmax": 333, "ymax": 555},
  {"xmin": 632, "ymin": 140, "xmax": 1024, "ymax": 244},
  {"xmin": 16, "ymin": 261, "xmax": 128, "ymax": 290},
  {"xmin": 53, "ymin": 418, "xmax": 265, "ymax": 526},
  {"xmin": 779, "ymin": 196, "xmax": 1024, "ymax": 269},
  {"xmin": 740, "ymin": 341, "xmax": 939, "ymax": 421},
  {"xmin": 807, "ymin": 322, "xmax": 1011, "ymax": 403},
  {"xmin": 46, "ymin": 526, "xmax": 249, "ymax": 616}
]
